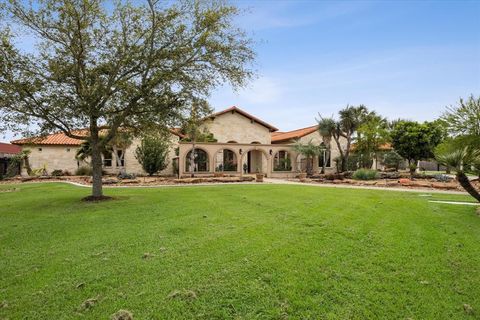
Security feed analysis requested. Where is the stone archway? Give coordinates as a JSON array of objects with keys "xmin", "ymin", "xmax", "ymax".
[
  {"xmin": 241, "ymin": 148, "xmax": 269, "ymax": 175},
  {"xmin": 214, "ymin": 148, "xmax": 238, "ymax": 172},
  {"xmin": 185, "ymin": 148, "xmax": 210, "ymax": 173}
]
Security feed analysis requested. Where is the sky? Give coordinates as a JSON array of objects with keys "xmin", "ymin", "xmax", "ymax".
[{"xmin": 1, "ymin": 0, "xmax": 479, "ymax": 142}]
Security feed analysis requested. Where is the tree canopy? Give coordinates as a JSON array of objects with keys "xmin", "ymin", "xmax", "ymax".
[
  {"xmin": 0, "ymin": 0, "xmax": 255, "ymax": 198},
  {"xmin": 390, "ymin": 120, "xmax": 445, "ymax": 163}
]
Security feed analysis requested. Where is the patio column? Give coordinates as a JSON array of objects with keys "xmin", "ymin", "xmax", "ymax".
[{"xmin": 178, "ymin": 145, "xmax": 185, "ymax": 177}]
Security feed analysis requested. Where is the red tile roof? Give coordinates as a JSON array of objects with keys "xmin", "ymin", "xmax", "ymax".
[
  {"xmin": 11, "ymin": 128, "xmax": 184, "ymax": 146},
  {"xmin": 11, "ymin": 131, "xmax": 87, "ymax": 146},
  {"xmin": 208, "ymin": 106, "xmax": 279, "ymax": 132},
  {"xmin": 271, "ymin": 125, "xmax": 318, "ymax": 143},
  {"xmin": 0, "ymin": 142, "xmax": 21, "ymax": 154}
]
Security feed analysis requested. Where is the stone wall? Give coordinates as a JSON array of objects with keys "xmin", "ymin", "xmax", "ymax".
[
  {"xmin": 201, "ymin": 111, "xmax": 272, "ymax": 144},
  {"xmin": 291, "ymin": 131, "xmax": 347, "ymax": 173},
  {"xmin": 21, "ymin": 145, "xmax": 83, "ymax": 174},
  {"xmin": 123, "ymin": 134, "xmax": 179, "ymax": 176},
  {"xmin": 20, "ymin": 133, "xmax": 180, "ymax": 176}
]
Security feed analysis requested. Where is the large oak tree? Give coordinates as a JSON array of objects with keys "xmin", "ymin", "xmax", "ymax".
[{"xmin": 0, "ymin": 0, "xmax": 255, "ymax": 199}]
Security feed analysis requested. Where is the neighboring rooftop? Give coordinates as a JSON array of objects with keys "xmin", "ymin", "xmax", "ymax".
[
  {"xmin": 0, "ymin": 142, "xmax": 21, "ymax": 154},
  {"xmin": 271, "ymin": 125, "xmax": 318, "ymax": 143}
]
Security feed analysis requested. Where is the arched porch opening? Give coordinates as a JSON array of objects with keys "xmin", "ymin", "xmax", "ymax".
[
  {"xmin": 185, "ymin": 148, "xmax": 209, "ymax": 173},
  {"xmin": 242, "ymin": 149, "xmax": 268, "ymax": 174},
  {"xmin": 214, "ymin": 149, "xmax": 238, "ymax": 172},
  {"xmin": 273, "ymin": 150, "xmax": 292, "ymax": 171}
]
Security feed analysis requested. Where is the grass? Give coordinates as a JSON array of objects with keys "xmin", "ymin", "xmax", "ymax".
[{"xmin": 0, "ymin": 183, "xmax": 479, "ymax": 319}]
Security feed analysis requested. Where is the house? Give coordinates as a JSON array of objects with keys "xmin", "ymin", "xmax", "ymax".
[
  {"xmin": 11, "ymin": 106, "xmax": 345, "ymax": 177},
  {"xmin": 0, "ymin": 142, "xmax": 21, "ymax": 176}
]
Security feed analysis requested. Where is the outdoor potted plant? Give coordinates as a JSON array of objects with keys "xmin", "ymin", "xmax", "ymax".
[{"xmin": 255, "ymin": 167, "xmax": 264, "ymax": 182}]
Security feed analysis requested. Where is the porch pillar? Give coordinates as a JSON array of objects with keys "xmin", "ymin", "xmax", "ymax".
[{"xmin": 178, "ymin": 145, "xmax": 185, "ymax": 177}]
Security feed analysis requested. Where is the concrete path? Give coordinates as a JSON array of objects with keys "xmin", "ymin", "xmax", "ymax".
[
  {"xmin": 263, "ymin": 178, "xmax": 471, "ymax": 195},
  {"xmin": 428, "ymin": 200, "xmax": 479, "ymax": 206},
  {"xmin": 9, "ymin": 178, "xmax": 474, "ymax": 196}
]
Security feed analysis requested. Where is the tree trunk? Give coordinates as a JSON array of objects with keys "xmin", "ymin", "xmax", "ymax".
[
  {"xmin": 333, "ymin": 136, "xmax": 344, "ymax": 173},
  {"xmin": 90, "ymin": 124, "xmax": 104, "ymax": 198},
  {"xmin": 457, "ymin": 172, "xmax": 480, "ymax": 202},
  {"xmin": 342, "ymin": 136, "xmax": 351, "ymax": 172}
]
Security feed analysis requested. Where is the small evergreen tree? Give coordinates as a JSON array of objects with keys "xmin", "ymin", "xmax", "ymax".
[{"xmin": 135, "ymin": 135, "xmax": 170, "ymax": 176}]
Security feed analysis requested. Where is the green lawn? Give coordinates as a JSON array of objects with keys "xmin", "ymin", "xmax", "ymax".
[{"xmin": 0, "ymin": 183, "xmax": 479, "ymax": 319}]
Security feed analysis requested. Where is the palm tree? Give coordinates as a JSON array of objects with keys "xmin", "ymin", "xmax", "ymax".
[
  {"xmin": 317, "ymin": 117, "xmax": 336, "ymax": 174},
  {"xmin": 293, "ymin": 140, "xmax": 324, "ymax": 176},
  {"xmin": 337, "ymin": 105, "xmax": 370, "ymax": 172},
  {"xmin": 75, "ymin": 132, "xmax": 131, "ymax": 171},
  {"xmin": 435, "ymin": 147, "xmax": 480, "ymax": 202}
]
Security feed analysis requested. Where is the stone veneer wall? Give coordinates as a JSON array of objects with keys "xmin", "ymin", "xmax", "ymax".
[
  {"xmin": 123, "ymin": 134, "xmax": 179, "ymax": 176},
  {"xmin": 292, "ymin": 131, "xmax": 347, "ymax": 173},
  {"xmin": 20, "ymin": 133, "xmax": 180, "ymax": 176},
  {"xmin": 201, "ymin": 111, "xmax": 272, "ymax": 144},
  {"xmin": 21, "ymin": 145, "xmax": 82, "ymax": 174}
]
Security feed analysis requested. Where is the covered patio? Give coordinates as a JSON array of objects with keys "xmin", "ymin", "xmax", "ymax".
[{"xmin": 178, "ymin": 142, "xmax": 318, "ymax": 178}]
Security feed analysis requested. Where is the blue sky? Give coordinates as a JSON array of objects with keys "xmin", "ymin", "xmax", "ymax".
[
  {"xmin": 2, "ymin": 0, "xmax": 479, "ymax": 141},
  {"xmin": 210, "ymin": 0, "xmax": 480, "ymax": 131}
]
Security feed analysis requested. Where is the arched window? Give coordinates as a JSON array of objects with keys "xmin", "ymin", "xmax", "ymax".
[
  {"xmin": 227, "ymin": 140, "xmax": 238, "ymax": 144},
  {"xmin": 251, "ymin": 141, "xmax": 261, "ymax": 144},
  {"xmin": 273, "ymin": 150, "xmax": 292, "ymax": 171},
  {"xmin": 215, "ymin": 149, "xmax": 237, "ymax": 171},
  {"xmin": 186, "ymin": 149, "xmax": 209, "ymax": 172}
]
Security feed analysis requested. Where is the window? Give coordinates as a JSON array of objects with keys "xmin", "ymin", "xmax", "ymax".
[
  {"xmin": 227, "ymin": 140, "xmax": 238, "ymax": 144},
  {"xmin": 186, "ymin": 149, "xmax": 209, "ymax": 172},
  {"xmin": 116, "ymin": 150, "xmax": 125, "ymax": 167},
  {"xmin": 250, "ymin": 141, "xmax": 261, "ymax": 144},
  {"xmin": 38, "ymin": 148, "xmax": 42, "ymax": 152},
  {"xmin": 319, "ymin": 149, "xmax": 331, "ymax": 168},
  {"xmin": 273, "ymin": 151, "xmax": 292, "ymax": 171},
  {"xmin": 66, "ymin": 148, "xmax": 70, "ymax": 152},
  {"xmin": 215, "ymin": 149, "xmax": 237, "ymax": 171},
  {"xmin": 102, "ymin": 151, "xmax": 112, "ymax": 167}
]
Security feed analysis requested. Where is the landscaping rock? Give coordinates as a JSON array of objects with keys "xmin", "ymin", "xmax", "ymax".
[
  {"xmin": 431, "ymin": 182, "xmax": 457, "ymax": 190},
  {"xmin": 399, "ymin": 178, "xmax": 412, "ymax": 186},
  {"xmin": 411, "ymin": 181, "xmax": 432, "ymax": 188}
]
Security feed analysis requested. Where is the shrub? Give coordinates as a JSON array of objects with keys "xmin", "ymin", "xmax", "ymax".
[
  {"xmin": 51, "ymin": 169, "xmax": 64, "ymax": 176},
  {"xmin": 352, "ymin": 169, "xmax": 379, "ymax": 180},
  {"xmin": 63, "ymin": 170, "xmax": 72, "ymax": 176},
  {"xmin": 135, "ymin": 135, "xmax": 170, "ymax": 176},
  {"xmin": 75, "ymin": 166, "xmax": 93, "ymax": 176},
  {"xmin": 383, "ymin": 151, "xmax": 404, "ymax": 171}
]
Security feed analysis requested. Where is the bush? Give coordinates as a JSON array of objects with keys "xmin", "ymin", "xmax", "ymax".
[
  {"xmin": 135, "ymin": 135, "xmax": 170, "ymax": 176},
  {"xmin": 352, "ymin": 169, "xmax": 379, "ymax": 180},
  {"xmin": 75, "ymin": 166, "xmax": 93, "ymax": 176},
  {"xmin": 51, "ymin": 169, "xmax": 64, "ymax": 176},
  {"xmin": 383, "ymin": 151, "xmax": 404, "ymax": 171}
]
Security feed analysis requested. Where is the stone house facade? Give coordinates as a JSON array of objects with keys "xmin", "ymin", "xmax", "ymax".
[{"xmin": 11, "ymin": 106, "xmax": 345, "ymax": 177}]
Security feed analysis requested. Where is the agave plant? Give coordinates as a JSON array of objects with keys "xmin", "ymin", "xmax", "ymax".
[{"xmin": 435, "ymin": 146, "xmax": 480, "ymax": 202}]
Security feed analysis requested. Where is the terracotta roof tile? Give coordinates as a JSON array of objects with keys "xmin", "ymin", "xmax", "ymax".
[
  {"xmin": 271, "ymin": 125, "xmax": 318, "ymax": 143},
  {"xmin": 0, "ymin": 142, "xmax": 21, "ymax": 154},
  {"xmin": 11, "ymin": 127, "xmax": 184, "ymax": 146}
]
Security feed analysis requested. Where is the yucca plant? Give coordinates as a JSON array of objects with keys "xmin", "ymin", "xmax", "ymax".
[{"xmin": 435, "ymin": 147, "xmax": 480, "ymax": 202}]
